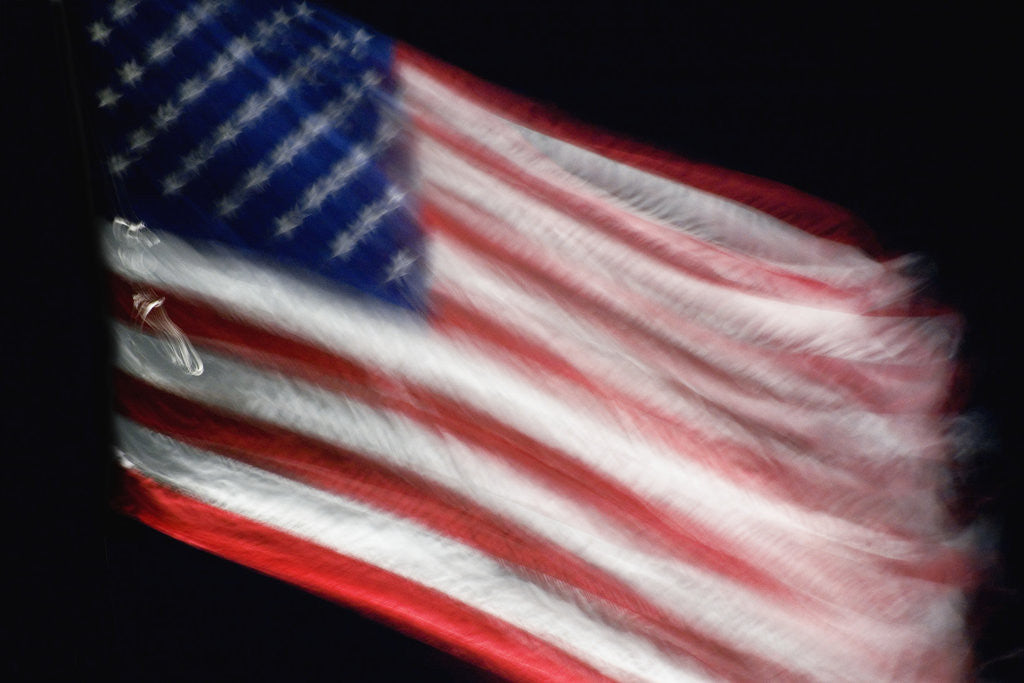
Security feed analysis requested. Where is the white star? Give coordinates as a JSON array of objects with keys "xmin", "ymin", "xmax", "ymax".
[
  {"xmin": 128, "ymin": 128, "xmax": 153, "ymax": 151},
  {"xmin": 272, "ymin": 9, "xmax": 292, "ymax": 26},
  {"xmin": 177, "ymin": 76, "xmax": 205, "ymax": 103},
  {"xmin": 270, "ymin": 134, "xmax": 303, "ymax": 166},
  {"xmin": 360, "ymin": 70, "xmax": 382, "ymax": 90},
  {"xmin": 118, "ymin": 60, "xmax": 144, "ymax": 87},
  {"xmin": 241, "ymin": 164, "xmax": 272, "ymax": 192},
  {"xmin": 153, "ymin": 101, "xmax": 181, "ymax": 129},
  {"xmin": 349, "ymin": 144, "xmax": 370, "ymax": 167},
  {"xmin": 214, "ymin": 121, "xmax": 241, "ymax": 146},
  {"xmin": 338, "ymin": 83, "xmax": 360, "ymax": 106},
  {"xmin": 267, "ymin": 76, "xmax": 291, "ymax": 100},
  {"xmin": 175, "ymin": 14, "xmax": 198, "ymax": 38},
  {"xmin": 299, "ymin": 112, "xmax": 330, "ymax": 139},
  {"xmin": 294, "ymin": 3, "xmax": 314, "ymax": 20},
  {"xmin": 88, "ymin": 21, "xmax": 111, "ymax": 44},
  {"xmin": 351, "ymin": 28, "xmax": 371, "ymax": 57},
  {"xmin": 207, "ymin": 53, "xmax": 235, "ymax": 80},
  {"xmin": 110, "ymin": 0, "xmax": 139, "ymax": 24},
  {"xmin": 330, "ymin": 230, "xmax": 357, "ymax": 258},
  {"xmin": 302, "ymin": 182, "xmax": 330, "ymax": 212},
  {"xmin": 192, "ymin": 0, "xmax": 217, "ymax": 23},
  {"xmin": 181, "ymin": 148, "xmax": 209, "ymax": 175},
  {"xmin": 274, "ymin": 212, "xmax": 302, "ymax": 236},
  {"xmin": 383, "ymin": 184, "xmax": 405, "ymax": 206},
  {"xmin": 332, "ymin": 189, "xmax": 405, "ymax": 259},
  {"xmin": 217, "ymin": 195, "xmax": 242, "ymax": 217},
  {"xmin": 308, "ymin": 45, "xmax": 332, "ymax": 66},
  {"xmin": 162, "ymin": 172, "xmax": 186, "ymax": 195},
  {"xmin": 97, "ymin": 87, "xmax": 120, "ymax": 109},
  {"xmin": 147, "ymin": 36, "xmax": 175, "ymax": 64},
  {"xmin": 384, "ymin": 249, "xmax": 418, "ymax": 283},
  {"xmin": 236, "ymin": 94, "xmax": 267, "ymax": 124},
  {"xmin": 109, "ymin": 154, "xmax": 132, "ymax": 175},
  {"xmin": 373, "ymin": 117, "xmax": 400, "ymax": 147},
  {"xmin": 254, "ymin": 20, "xmax": 276, "ymax": 42},
  {"xmin": 329, "ymin": 32, "xmax": 349, "ymax": 51},
  {"xmin": 227, "ymin": 36, "xmax": 255, "ymax": 62}
]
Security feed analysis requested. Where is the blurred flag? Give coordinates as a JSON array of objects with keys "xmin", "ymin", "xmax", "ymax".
[{"xmin": 82, "ymin": 1, "xmax": 974, "ymax": 680}]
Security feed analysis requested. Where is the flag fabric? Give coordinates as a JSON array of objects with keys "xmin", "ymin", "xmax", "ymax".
[{"xmin": 82, "ymin": 1, "xmax": 974, "ymax": 680}]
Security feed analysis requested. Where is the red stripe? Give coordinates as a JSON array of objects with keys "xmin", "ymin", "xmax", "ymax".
[
  {"xmin": 109, "ymin": 275, "xmax": 799, "ymax": 600},
  {"xmin": 395, "ymin": 44, "xmax": 886, "ymax": 257},
  {"xmin": 110, "ymin": 275, "xmax": 968, "ymax": 591},
  {"xmin": 410, "ymin": 122, "xmax": 952, "ymax": 415},
  {"xmin": 399, "ymin": 45, "xmax": 959, "ymax": 323},
  {"xmin": 422, "ymin": 195, "xmax": 856, "ymax": 433},
  {"xmin": 419, "ymin": 197, "xmax": 945, "ymax": 494},
  {"xmin": 428, "ymin": 284, "xmax": 924, "ymax": 536},
  {"xmin": 115, "ymin": 467, "xmax": 613, "ymax": 683},
  {"xmin": 115, "ymin": 372, "xmax": 800, "ymax": 680},
  {"xmin": 407, "ymin": 104, "xmax": 868, "ymax": 309}
]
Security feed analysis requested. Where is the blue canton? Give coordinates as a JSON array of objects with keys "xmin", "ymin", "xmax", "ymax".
[{"xmin": 85, "ymin": 0, "xmax": 426, "ymax": 309}]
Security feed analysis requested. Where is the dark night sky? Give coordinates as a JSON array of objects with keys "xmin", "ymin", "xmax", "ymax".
[{"xmin": 4, "ymin": 2, "xmax": 1019, "ymax": 680}]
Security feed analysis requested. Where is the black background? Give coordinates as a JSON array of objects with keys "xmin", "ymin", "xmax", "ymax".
[{"xmin": 3, "ymin": 1, "xmax": 1018, "ymax": 680}]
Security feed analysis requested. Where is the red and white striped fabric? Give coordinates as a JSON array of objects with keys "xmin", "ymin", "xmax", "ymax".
[{"xmin": 103, "ymin": 30, "xmax": 973, "ymax": 683}]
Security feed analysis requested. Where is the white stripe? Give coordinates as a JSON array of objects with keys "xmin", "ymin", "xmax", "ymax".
[
  {"xmin": 112, "ymin": 321, "xmax": 966, "ymax": 681},
  {"xmin": 520, "ymin": 127, "xmax": 876, "ymax": 269},
  {"xmin": 115, "ymin": 401, "xmax": 964, "ymax": 682},
  {"xmin": 103, "ymin": 224, "xmax": 962, "ymax": 580},
  {"xmin": 114, "ymin": 417, "xmax": 710, "ymax": 682},
  {"xmin": 414, "ymin": 135, "xmax": 957, "ymax": 365},
  {"xmin": 428, "ymin": 217, "xmax": 953, "ymax": 464},
  {"xmin": 94, "ymin": 6, "xmax": 969, "ymax": 680},
  {"xmin": 397, "ymin": 61, "xmax": 909, "ymax": 296},
  {"xmin": 430, "ymin": 229, "xmax": 944, "ymax": 417},
  {"xmin": 428, "ymin": 235, "xmax": 953, "ymax": 526}
]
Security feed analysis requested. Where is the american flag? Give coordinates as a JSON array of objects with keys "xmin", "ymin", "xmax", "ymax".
[{"xmin": 80, "ymin": 1, "xmax": 975, "ymax": 680}]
